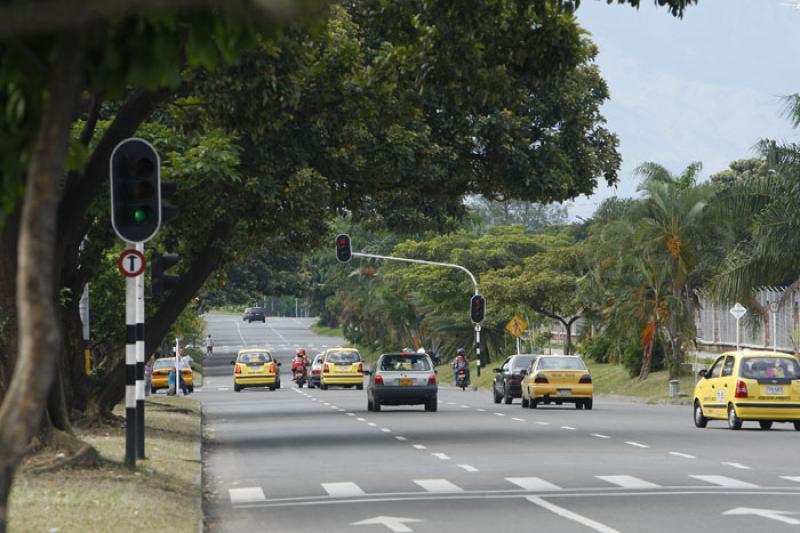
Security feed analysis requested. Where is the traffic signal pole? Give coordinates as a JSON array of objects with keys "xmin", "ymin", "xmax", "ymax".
[
  {"xmin": 135, "ymin": 241, "xmax": 146, "ymax": 459},
  {"xmin": 347, "ymin": 250, "xmax": 485, "ymax": 375},
  {"xmin": 124, "ymin": 249, "xmax": 137, "ymax": 467}
]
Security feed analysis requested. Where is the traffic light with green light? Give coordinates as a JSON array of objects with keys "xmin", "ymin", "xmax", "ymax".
[
  {"xmin": 470, "ymin": 294, "xmax": 486, "ymax": 323},
  {"xmin": 110, "ymin": 138, "xmax": 161, "ymax": 243}
]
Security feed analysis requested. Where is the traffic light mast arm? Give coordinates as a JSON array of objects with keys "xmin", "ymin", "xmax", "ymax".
[{"xmin": 351, "ymin": 252, "xmax": 479, "ymax": 296}]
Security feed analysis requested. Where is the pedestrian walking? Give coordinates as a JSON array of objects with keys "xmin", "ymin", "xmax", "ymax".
[
  {"xmin": 144, "ymin": 355, "xmax": 155, "ymax": 396},
  {"xmin": 205, "ymin": 334, "xmax": 214, "ymax": 358}
]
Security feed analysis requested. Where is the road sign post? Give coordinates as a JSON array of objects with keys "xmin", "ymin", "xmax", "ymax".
[
  {"xmin": 124, "ymin": 247, "xmax": 137, "ymax": 467},
  {"xmin": 729, "ymin": 303, "xmax": 747, "ymax": 351},
  {"xmin": 768, "ymin": 301, "xmax": 779, "ymax": 352}
]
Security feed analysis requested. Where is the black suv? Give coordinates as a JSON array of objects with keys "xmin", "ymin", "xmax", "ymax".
[
  {"xmin": 493, "ymin": 354, "xmax": 539, "ymax": 404},
  {"xmin": 242, "ymin": 307, "xmax": 266, "ymax": 323}
]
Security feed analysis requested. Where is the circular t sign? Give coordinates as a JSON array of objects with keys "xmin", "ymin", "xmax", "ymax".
[{"xmin": 118, "ymin": 249, "xmax": 146, "ymax": 277}]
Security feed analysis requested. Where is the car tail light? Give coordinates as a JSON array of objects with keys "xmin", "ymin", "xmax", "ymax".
[
  {"xmin": 323, "ymin": 364, "xmax": 330, "ymax": 373},
  {"xmin": 269, "ymin": 362, "xmax": 277, "ymax": 373},
  {"xmin": 735, "ymin": 380, "xmax": 748, "ymax": 398},
  {"xmin": 234, "ymin": 364, "xmax": 242, "ymax": 375},
  {"xmin": 534, "ymin": 374, "xmax": 548, "ymax": 383},
  {"xmin": 182, "ymin": 369, "xmax": 191, "ymax": 375},
  {"xmin": 579, "ymin": 374, "xmax": 592, "ymax": 384},
  {"xmin": 312, "ymin": 369, "xmax": 320, "ymax": 375},
  {"xmin": 510, "ymin": 374, "xmax": 522, "ymax": 381},
  {"xmin": 375, "ymin": 374, "xmax": 384, "ymax": 385},
  {"xmin": 427, "ymin": 374, "xmax": 437, "ymax": 385}
]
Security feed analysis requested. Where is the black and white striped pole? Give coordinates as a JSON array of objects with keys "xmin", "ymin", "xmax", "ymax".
[
  {"xmin": 124, "ymin": 247, "xmax": 138, "ymax": 467},
  {"xmin": 135, "ymin": 241, "xmax": 146, "ymax": 459}
]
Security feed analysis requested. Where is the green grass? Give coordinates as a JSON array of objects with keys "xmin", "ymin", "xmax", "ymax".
[
  {"xmin": 438, "ymin": 358, "xmax": 697, "ymax": 403},
  {"xmin": 310, "ymin": 322, "xmax": 345, "ymax": 338},
  {"xmin": 9, "ymin": 396, "xmax": 202, "ymax": 533}
]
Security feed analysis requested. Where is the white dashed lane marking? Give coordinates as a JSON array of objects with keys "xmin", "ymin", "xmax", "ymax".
[
  {"xmin": 322, "ymin": 482, "xmax": 365, "ymax": 497},
  {"xmin": 395, "ymin": 436, "xmax": 408, "ymax": 441},
  {"xmin": 560, "ymin": 426, "xmax": 576, "ymax": 430},
  {"xmin": 356, "ymin": 418, "xmax": 366, "ymax": 422},
  {"xmin": 431, "ymin": 453, "xmax": 451, "ymax": 460},
  {"xmin": 506, "ymin": 477, "xmax": 562, "ymax": 491},
  {"xmin": 591, "ymin": 433, "xmax": 610, "ymax": 439},
  {"xmin": 512, "ymin": 418, "xmax": 526, "ymax": 422},
  {"xmin": 381, "ymin": 428, "xmax": 391, "ymax": 433},
  {"xmin": 413, "ymin": 444, "xmax": 427, "ymax": 450},
  {"xmin": 624, "ymin": 441, "xmax": 649, "ymax": 449},
  {"xmin": 669, "ymin": 452, "xmax": 695, "ymax": 459},
  {"xmin": 689, "ymin": 475, "xmax": 759, "ymax": 488},
  {"xmin": 229, "ymin": 487, "xmax": 266, "ymax": 504},
  {"xmin": 721, "ymin": 462, "xmax": 751, "ymax": 470},
  {"xmin": 536, "ymin": 421, "xmax": 549, "ymax": 426},
  {"xmin": 596, "ymin": 475, "xmax": 661, "ymax": 489},
  {"xmin": 458, "ymin": 464, "xmax": 479, "ymax": 473},
  {"xmin": 414, "ymin": 479, "xmax": 464, "ymax": 493}
]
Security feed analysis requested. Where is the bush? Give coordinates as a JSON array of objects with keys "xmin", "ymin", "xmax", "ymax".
[
  {"xmin": 578, "ymin": 335, "xmax": 612, "ymax": 363},
  {"xmin": 621, "ymin": 337, "xmax": 666, "ymax": 377}
]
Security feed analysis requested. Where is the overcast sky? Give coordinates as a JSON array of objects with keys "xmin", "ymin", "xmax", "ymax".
[{"xmin": 566, "ymin": 0, "xmax": 800, "ymax": 219}]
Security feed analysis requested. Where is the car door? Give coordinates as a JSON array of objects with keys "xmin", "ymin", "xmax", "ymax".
[
  {"xmin": 700, "ymin": 356, "xmax": 727, "ymax": 418},
  {"xmin": 495, "ymin": 357, "xmax": 511, "ymax": 395},
  {"xmin": 717, "ymin": 355, "xmax": 736, "ymax": 409}
]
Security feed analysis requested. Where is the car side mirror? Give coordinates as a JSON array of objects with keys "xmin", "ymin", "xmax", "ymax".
[
  {"xmin": 277, "ymin": 362, "xmax": 282, "ymax": 367},
  {"xmin": 434, "ymin": 369, "xmax": 438, "ymax": 374},
  {"xmin": 493, "ymin": 368, "xmax": 502, "ymax": 373},
  {"xmin": 230, "ymin": 361, "xmax": 235, "ymax": 366},
  {"xmin": 697, "ymin": 369, "xmax": 706, "ymax": 379},
  {"xmin": 520, "ymin": 370, "xmax": 527, "ymax": 376}
]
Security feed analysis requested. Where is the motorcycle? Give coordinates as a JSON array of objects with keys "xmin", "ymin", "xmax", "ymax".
[
  {"xmin": 455, "ymin": 367, "xmax": 470, "ymax": 390},
  {"xmin": 292, "ymin": 360, "xmax": 309, "ymax": 388}
]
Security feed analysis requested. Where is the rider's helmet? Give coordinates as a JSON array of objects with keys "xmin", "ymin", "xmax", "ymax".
[
  {"xmin": 417, "ymin": 347, "xmax": 426, "ymax": 354},
  {"xmin": 296, "ymin": 348, "xmax": 306, "ymax": 357},
  {"xmin": 456, "ymin": 347, "xmax": 466, "ymax": 355}
]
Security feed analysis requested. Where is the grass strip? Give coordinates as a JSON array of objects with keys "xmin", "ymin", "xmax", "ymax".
[{"xmin": 9, "ymin": 395, "xmax": 202, "ymax": 533}]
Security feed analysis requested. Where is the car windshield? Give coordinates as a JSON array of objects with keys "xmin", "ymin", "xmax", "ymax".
[
  {"xmin": 512, "ymin": 356, "xmax": 536, "ymax": 369},
  {"xmin": 239, "ymin": 352, "xmax": 272, "ymax": 363},
  {"xmin": 740, "ymin": 357, "xmax": 800, "ymax": 379},
  {"xmin": 537, "ymin": 357, "xmax": 586, "ymax": 370},
  {"xmin": 154, "ymin": 359, "xmax": 175, "ymax": 369},
  {"xmin": 380, "ymin": 354, "xmax": 431, "ymax": 372},
  {"xmin": 327, "ymin": 351, "xmax": 360, "ymax": 364}
]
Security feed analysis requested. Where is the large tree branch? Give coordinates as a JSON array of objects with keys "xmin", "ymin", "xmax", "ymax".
[{"xmin": 0, "ymin": 31, "xmax": 85, "ymax": 532}]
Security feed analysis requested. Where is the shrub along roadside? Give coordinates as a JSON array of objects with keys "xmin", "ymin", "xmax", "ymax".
[{"xmin": 9, "ymin": 396, "xmax": 202, "ymax": 532}]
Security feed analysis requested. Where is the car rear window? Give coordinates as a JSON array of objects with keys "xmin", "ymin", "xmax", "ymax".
[
  {"xmin": 239, "ymin": 352, "xmax": 273, "ymax": 363},
  {"xmin": 154, "ymin": 359, "xmax": 175, "ymax": 369},
  {"xmin": 327, "ymin": 351, "xmax": 360, "ymax": 364},
  {"xmin": 380, "ymin": 354, "xmax": 431, "ymax": 372},
  {"xmin": 512, "ymin": 356, "xmax": 537, "ymax": 369},
  {"xmin": 740, "ymin": 357, "xmax": 800, "ymax": 379},
  {"xmin": 537, "ymin": 357, "xmax": 587, "ymax": 370},
  {"xmin": 313, "ymin": 354, "xmax": 324, "ymax": 364}
]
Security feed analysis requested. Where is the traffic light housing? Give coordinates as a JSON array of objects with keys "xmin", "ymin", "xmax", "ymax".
[
  {"xmin": 151, "ymin": 252, "xmax": 181, "ymax": 297},
  {"xmin": 335, "ymin": 234, "xmax": 352, "ymax": 263},
  {"xmin": 110, "ymin": 138, "xmax": 161, "ymax": 242},
  {"xmin": 470, "ymin": 294, "xmax": 485, "ymax": 323}
]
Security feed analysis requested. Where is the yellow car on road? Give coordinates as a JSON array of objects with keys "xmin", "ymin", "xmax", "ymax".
[
  {"xmin": 232, "ymin": 349, "xmax": 280, "ymax": 392},
  {"xmin": 151, "ymin": 357, "xmax": 193, "ymax": 393},
  {"xmin": 520, "ymin": 355, "xmax": 593, "ymax": 410},
  {"xmin": 693, "ymin": 351, "xmax": 800, "ymax": 430},
  {"xmin": 320, "ymin": 348, "xmax": 364, "ymax": 390}
]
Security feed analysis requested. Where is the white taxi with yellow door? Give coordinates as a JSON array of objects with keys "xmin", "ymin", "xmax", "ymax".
[{"xmin": 693, "ymin": 350, "xmax": 800, "ymax": 430}]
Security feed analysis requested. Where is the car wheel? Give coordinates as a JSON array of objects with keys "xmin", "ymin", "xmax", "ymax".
[
  {"xmin": 503, "ymin": 385, "xmax": 512, "ymax": 405},
  {"xmin": 529, "ymin": 399, "xmax": 538, "ymax": 409},
  {"xmin": 794, "ymin": 421, "xmax": 800, "ymax": 431},
  {"xmin": 367, "ymin": 398, "xmax": 374, "ymax": 411},
  {"xmin": 585, "ymin": 399, "xmax": 593, "ymax": 410},
  {"xmin": 321, "ymin": 383, "xmax": 328, "ymax": 390},
  {"xmin": 521, "ymin": 396, "xmax": 529, "ymax": 408},
  {"xmin": 425, "ymin": 399, "xmax": 438, "ymax": 412},
  {"xmin": 758, "ymin": 421, "xmax": 773, "ymax": 430},
  {"xmin": 234, "ymin": 384, "xmax": 241, "ymax": 392},
  {"xmin": 575, "ymin": 401, "xmax": 583, "ymax": 410},
  {"xmin": 693, "ymin": 401, "xmax": 707, "ymax": 428},
  {"xmin": 188, "ymin": 385, "xmax": 194, "ymax": 393},
  {"xmin": 373, "ymin": 398, "xmax": 381, "ymax": 412},
  {"xmin": 356, "ymin": 384, "xmax": 364, "ymax": 390},
  {"xmin": 727, "ymin": 404, "xmax": 742, "ymax": 430},
  {"xmin": 493, "ymin": 386, "xmax": 501, "ymax": 404},
  {"xmin": 262, "ymin": 319, "xmax": 266, "ymax": 323},
  {"xmin": 269, "ymin": 385, "xmax": 276, "ymax": 391}
]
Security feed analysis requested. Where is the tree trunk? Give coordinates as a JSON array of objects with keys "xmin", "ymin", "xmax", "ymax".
[
  {"xmin": 0, "ymin": 33, "xmax": 84, "ymax": 533},
  {"xmin": 0, "ymin": 207, "xmax": 21, "ymax": 405}
]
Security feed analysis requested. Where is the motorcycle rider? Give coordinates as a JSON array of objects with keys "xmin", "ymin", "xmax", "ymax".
[
  {"xmin": 292, "ymin": 348, "xmax": 309, "ymax": 381},
  {"xmin": 452, "ymin": 347, "xmax": 469, "ymax": 383}
]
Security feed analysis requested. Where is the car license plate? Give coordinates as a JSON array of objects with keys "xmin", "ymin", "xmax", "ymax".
[
  {"xmin": 399, "ymin": 378, "xmax": 413, "ymax": 386},
  {"xmin": 339, "ymin": 366, "xmax": 351, "ymax": 372},
  {"xmin": 557, "ymin": 389, "xmax": 571, "ymax": 397},
  {"xmin": 766, "ymin": 386, "xmax": 784, "ymax": 395}
]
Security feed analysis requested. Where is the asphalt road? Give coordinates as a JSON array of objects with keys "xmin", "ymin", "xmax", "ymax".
[{"xmin": 198, "ymin": 315, "xmax": 800, "ymax": 533}]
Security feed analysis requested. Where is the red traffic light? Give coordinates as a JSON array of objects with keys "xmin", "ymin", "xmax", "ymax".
[
  {"xmin": 335, "ymin": 234, "xmax": 352, "ymax": 263},
  {"xmin": 470, "ymin": 294, "xmax": 485, "ymax": 323}
]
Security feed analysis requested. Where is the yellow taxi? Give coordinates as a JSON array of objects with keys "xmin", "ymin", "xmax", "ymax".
[
  {"xmin": 693, "ymin": 351, "xmax": 800, "ymax": 430},
  {"xmin": 151, "ymin": 357, "xmax": 193, "ymax": 393},
  {"xmin": 320, "ymin": 347, "xmax": 364, "ymax": 390},
  {"xmin": 232, "ymin": 348, "xmax": 281, "ymax": 392},
  {"xmin": 520, "ymin": 355, "xmax": 593, "ymax": 410}
]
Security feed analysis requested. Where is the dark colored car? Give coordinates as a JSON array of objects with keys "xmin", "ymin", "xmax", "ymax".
[
  {"xmin": 493, "ymin": 354, "xmax": 539, "ymax": 404},
  {"xmin": 242, "ymin": 307, "xmax": 266, "ymax": 323},
  {"xmin": 365, "ymin": 352, "xmax": 438, "ymax": 412}
]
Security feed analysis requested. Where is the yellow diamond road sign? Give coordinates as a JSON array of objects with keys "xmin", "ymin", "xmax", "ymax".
[{"xmin": 505, "ymin": 316, "xmax": 528, "ymax": 338}]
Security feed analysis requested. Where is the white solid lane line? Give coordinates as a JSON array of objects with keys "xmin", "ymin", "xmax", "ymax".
[
  {"xmin": 591, "ymin": 433, "xmax": 610, "ymax": 439},
  {"xmin": 689, "ymin": 475, "xmax": 759, "ymax": 488},
  {"xmin": 721, "ymin": 462, "xmax": 752, "ymax": 470},
  {"xmin": 596, "ymin": 475, "xmax": 661, "ymax": 489},
  {"xmin": 669, "ymin": 452, "xmax": 696, "ymax": 459},
  {"xmin": 458, "ymin": 464, "xmax": 479, "ymax": 473},
  {"xmin": 322, "ymin": 482, "xmax": 365, "ymax": 497},
  {"xmin": 229, "ymin": 487, "xmax": 266, "ymax": 504},
  {"xmin": 526, "ymin": 496, "xmax": 620, "ymax": 533},
  {"xmin": 431, "ymin": 453, "xmax": 450, "ymax": 460},
  {"xmin": 506, "ymin": 477, "xmax": 562, "ymax": 491},
  {"xmin": 624, "ymin": 441, "xmax": 649, "ymax": 449},
  {"xmin": 414, "ymin": 479, "xmax": 464, "ymax": 493}
]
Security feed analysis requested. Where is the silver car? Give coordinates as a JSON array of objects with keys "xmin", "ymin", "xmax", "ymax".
[
  {"xmin": 308, "ymin": 353, "xmax": 324, "ymax": 389},
  {"xmin": 365, "ymin": 352, "xmax": 438, "ymax": 412}
]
